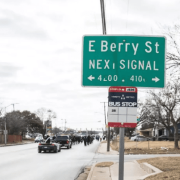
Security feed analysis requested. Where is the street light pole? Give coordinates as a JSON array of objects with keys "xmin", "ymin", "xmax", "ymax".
[
  {"xmin": 65, "ymin": 119, "xmax": 67, "ymax": 131},
  {"xmin": 61, "ymin": 119, "xmax": 64, "ymax": 131}
]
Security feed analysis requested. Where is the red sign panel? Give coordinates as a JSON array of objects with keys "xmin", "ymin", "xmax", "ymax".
[{"xmin": 108, "ymin": 122, "xmax": 137, "ymax": 128}]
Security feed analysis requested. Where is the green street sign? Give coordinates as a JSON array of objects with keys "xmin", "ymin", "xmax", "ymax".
[{"xmin": 82, "ymin": 35, "xmax": 166, "ymax": 88}]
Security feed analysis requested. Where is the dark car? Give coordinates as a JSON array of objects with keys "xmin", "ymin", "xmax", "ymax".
[
  {"xmin": 54, "ymin": 135, "xmax": 72, "ymax": 149},
  {"xmin": 158, "ymin": 135, "xmax": 168, "ymax": 141},
  {"xmin": 168, "ymin": 136, "xmax": 174, "ymax": 141},
  {"xmin": 38, "ymin": 141, "xmax": 61, "ymax": 153}
]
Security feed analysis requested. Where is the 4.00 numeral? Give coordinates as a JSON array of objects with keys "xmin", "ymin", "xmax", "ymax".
[{"xmin": 98, "ymin": 75, "xmax": 118, "ymax": 81}]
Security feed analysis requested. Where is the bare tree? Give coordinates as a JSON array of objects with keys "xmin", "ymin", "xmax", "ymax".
[
  {"xmin": 52, "ymin": 127, "xmax": 62, "ymax": 135},
  {"xmin": 35, "ymin": 108, "xmax": 47, "ymax": 124},
  {"xmin": 35, "ymin": 108, "xmax": 56, "ymax": 123},
  {"xmin": 140, "ymin": 81, "xmax": 180, "ymax": 149},
  {"xmin": 161, "ymin": 23, "xmax": 180, "ymax": 72},
  {"xmin": 139, "ymin": 98, "xmax": 173, "ymax": 137}
]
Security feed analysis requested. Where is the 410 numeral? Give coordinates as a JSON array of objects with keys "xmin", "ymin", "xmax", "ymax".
[{"xmin": 130, "ymin": 75, "xmax": 145, "ymax": 82}]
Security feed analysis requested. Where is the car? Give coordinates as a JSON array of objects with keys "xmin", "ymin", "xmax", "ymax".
[
  {"xmin": 35, "ymin": 136, "xmax": 44, "ymax": 143},
  {"xmin": 38, "ymin": 138, "xmax": 61, "ymax": 153},
  {"xmin": 25, "ymin": 135, "xmax": 32, "ymax": 139},
  {"xmin": 131, "ymin": 135, "xmax": 148, "ymax": 141},
  {"xmin": 53, "ymin": 135, "xmax": 72, "ymax": 149},
  {"xmin": 168, "ymin": 136, "xmax": 174, "ymax": 141},
  {"xmin": 158, "ymin": 135, "xmax": 169, "ymax": 141}
]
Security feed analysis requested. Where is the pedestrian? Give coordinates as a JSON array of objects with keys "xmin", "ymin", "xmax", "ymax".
[
  {"xmin": 84, "ymin": 136, "xmax": 87, "ymax": 146},
  {"xmin": 87, "ymin": 135, "xmax": 90, "ymax": 145}
]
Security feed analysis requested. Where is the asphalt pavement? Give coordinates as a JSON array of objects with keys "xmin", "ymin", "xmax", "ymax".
[
  {"xmin": 1, "ymin": 141, "xmax": 180, "ymax": 180},
  {"xmin": 0, "ymin": 141, "xmax": 100, "ymax": 180}
]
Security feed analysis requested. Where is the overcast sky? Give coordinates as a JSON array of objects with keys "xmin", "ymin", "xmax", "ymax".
[{"xmin": 0, "ymin": 0, "xmax": 179, "ymax": 131}]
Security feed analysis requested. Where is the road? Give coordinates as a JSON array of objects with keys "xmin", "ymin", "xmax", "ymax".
[
  {"xmin": 0, "ymin": 141, "xmax": 100, "ymax": 180},
  {"xmin": 1, "ymin": 141, "xmax": 180, "ymax": 180}
]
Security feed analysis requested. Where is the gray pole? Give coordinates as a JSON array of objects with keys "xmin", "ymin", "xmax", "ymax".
[
  {"xmin": 65, "ymin": 119, "xmax": 67, "ymax": 131},
  {"xmin": 100, "ymin": 102, "xmax": 110, "ymax": 151},
  {"xmin": 11, "ymin": 103, "xmax": 19, "ymax": 112},
  {"xmin": 107, "ymin": 126, "xmax": 110, "ymax": 151},
  {"xmin": 4, "ymin": 107, "xmax": 7, "ymax": 145},
  {"xmin": 119, "ymin": 127, "xmax": 124, "ymax": 180},
  {"xmin": 100, "ymin": 102, "xmax": 107, "ymax": 125},
  {"xmin": 4, "ymin": 117, "xmax": 7, "ymax": 145},
  {"xmin": 100, "ymin": 0, "xmax": 107, "ymax": 35},
  {"xmin": 100, "ymin": 0, "xmax": 110, "ymax": 152}
]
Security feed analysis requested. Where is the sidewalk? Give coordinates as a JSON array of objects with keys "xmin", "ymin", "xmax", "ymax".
[
  {"xmin": 0, "ymin": 140, "xmax": 34, "ymax": 147},
  {"xmin": 97, "ymin": 142, "xmax": 118, "ymax": 155},
  {"xmin": 88, "ymin": 142, "xmax": 149, "ymax": 180}
]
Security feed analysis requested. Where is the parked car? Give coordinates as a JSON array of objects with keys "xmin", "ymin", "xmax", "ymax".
[
  {"xmin": 158, "ymin": 135, "xmax": 169, "ymax": 141},
  {"xmin": 148, "ymin": 136, "xmax": 156, "ymax": 141},
  {"xmin": 35, "ymin": 136, "xmax": 44, "ymax": 143},
  {"xmin": 25, "ymin": 135, "xmax": 32, "ymax": 139},
  {"xmin": 53, "ymin": 135, "xmax": 72, "ymax": 149},
  {"xmin": 168, "ymin": 136, "xmax": 174, "ymax": 141},
  {"xmin": 131, "ymin": 135, "xmax": 148, "ymax": 141}
]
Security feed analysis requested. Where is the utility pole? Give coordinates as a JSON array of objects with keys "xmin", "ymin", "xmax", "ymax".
[
  {"xmin": 100, "ymin": 102, "xmax": 107, "ymax": 126},
  {"xmin": 100, "ymin": 0, "xmax": 110, "ymax": 152},
  {"xmin": 100, "ymin": 0, "xmax": 107, "ymax": 35},
  {"xmin": 4, "ymin": 115, "xmax": 7, "ymax": 146},
  {"xmin": 11, "ymin": 103, "xmax": 19, "ymax": 111},
  {"xmin": 100, "ymin": 102, "xmax": 110, "ymax": 151},
  {"xmin": 4, "ymin": 104, "xmax": 14, "ymax": 145}
]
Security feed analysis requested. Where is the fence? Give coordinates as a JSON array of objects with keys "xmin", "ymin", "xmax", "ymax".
[
  {"xmin": 0, "ymin": 135, "xmax": 22, "ymax": 144},
  {"xmin": 8, "ymin": 135, "xmax": 22, "ymax": 143},
  {"xmin": 111, "ymin": 136, "xmax": 180, "ymax": 150}
]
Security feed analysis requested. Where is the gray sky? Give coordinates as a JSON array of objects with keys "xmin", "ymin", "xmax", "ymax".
[{"xmin": 0, "ymin": 0, "xmax": 179, "ymax": 130}]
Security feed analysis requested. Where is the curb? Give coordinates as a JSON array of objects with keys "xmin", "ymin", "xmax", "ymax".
[
  {"xmin": 0, "ymin": 142, "xmax": 34, "ymax": 147},
  {"xmin": 86, "ymin": 163, "xmax": 96, "ymax": 180},
  {"xmin": 86, "ymin": 162, "xmax": 115, "ymax": 180},
  {"xmin": 134, "ymin": 160, "xmax": 162, "ymax": 180}
]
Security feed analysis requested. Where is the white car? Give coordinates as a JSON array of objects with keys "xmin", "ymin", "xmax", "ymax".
[
  {"xmin": 25, "ymin": 135, "xmax": 32, "ymax": 139},
  {"xmin": 35, "ymin": 136, "xmax": 44, "ymax": 143},
  {"xmin": 131, "ymin": 135, "xmax": 148, "ymax": 141}
]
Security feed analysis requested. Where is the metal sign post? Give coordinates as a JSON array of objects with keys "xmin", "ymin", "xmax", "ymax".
[
  {"xmin": 107, "ymin": 126, "xmax": 110, "ymax": 151},
  {"xmin": 119, "ymin": 127, "xmax": 124, "ymax": 180},
  {"xmin": 108, "ymin": 86, "xmax": 138, "ymax": 180}
]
